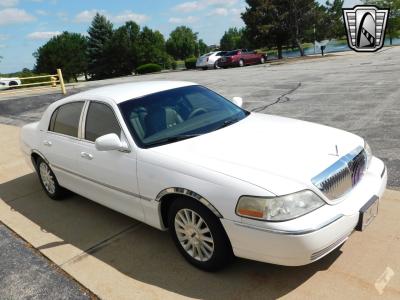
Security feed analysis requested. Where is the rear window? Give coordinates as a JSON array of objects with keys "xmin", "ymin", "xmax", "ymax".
[
  {"xmin": 49, "ymin": 102, "xmax": 84, "ymax": 137},
  {"xmin": 226, "ymin": 50, "xmax": 239, "ymax": 56}
]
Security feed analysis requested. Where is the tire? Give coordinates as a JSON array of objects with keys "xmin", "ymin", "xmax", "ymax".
[
  {"xmin": 260, "ymin": 56, "xmax": 265, "ymax": 64},
  {"xmin": 9, "ymin": 81, "xmax": 18, "ymax": 86},
  {"xmin": 168, "ymin": 197, "xmax": 233, "ymax": 271},
  {"xmin": 36, "ymin": 157, "xmax": 67, "ymax": 200},
  {"xmin": 238, "ymin": 59, "xmax": 244, "ymax": 67},
  {"xmin": 214, "ymin": 61, "xmax": 219, "ymax": 69}
]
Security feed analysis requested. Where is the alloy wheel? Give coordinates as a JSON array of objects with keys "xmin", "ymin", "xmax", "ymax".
[
  {"xmin": 39, "ymin": 162, "xmax": 56, "ymax": 194},
  {"xmin": 174, "ymin": 208, "xmax": 215, "ymax": 262}
]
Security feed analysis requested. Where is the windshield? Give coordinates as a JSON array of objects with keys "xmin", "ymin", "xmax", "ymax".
[{"xmin": 119, "ymin": 85, "xmax": 249, "ymax": 148}]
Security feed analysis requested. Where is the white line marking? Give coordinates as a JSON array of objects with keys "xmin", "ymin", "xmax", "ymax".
[{"xmin": 375, "ymin": 267, "xmax": 395, "ymax": 295}]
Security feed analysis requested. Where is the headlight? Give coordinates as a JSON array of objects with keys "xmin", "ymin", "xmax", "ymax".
[
  {"xmin": 236, "ymin": 190, "xmax": 325, "ymax": 221},
  {"xmin": 364, "ymin": 141, "xmax": 372, "ymax": 169}
]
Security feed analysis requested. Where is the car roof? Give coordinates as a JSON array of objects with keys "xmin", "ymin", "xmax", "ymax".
[{"xmin": 68, "ymin": 81, "xmax": 197, "ymax": 104}]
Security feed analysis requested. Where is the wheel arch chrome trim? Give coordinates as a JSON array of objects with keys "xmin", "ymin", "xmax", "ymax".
[
  {"xmin": 155, "ymin": 187, "xmax": 223, "ymax": 218},
  {"xmin": 31, "ymin": 149, "xmax": 49, "ymax": 166}
]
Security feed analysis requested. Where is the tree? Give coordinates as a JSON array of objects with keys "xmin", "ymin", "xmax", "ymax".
[
  {"xmin": 166, "ymin": 26, "xmax": 198, "ymax": 60},
  {"xmin": 242, "ymin": 0, "xmax": 291, "ymax": 58},
  {"xmin": 137, "ymin": 27, "xmax": 169, "ymax": 67},
  {"xmin": 220, "ymin": 27, "xmax": 246, "ymax": 50},
  {"xmin": 242, "ymin": 0, "xmax": 328, "ymax": 57},
  {"xmin": 323, "ymin": 0, "xmax": 345, "ymax": 39},
  {"xmin": 34, "ymin": 32, "xmax": 88, "ymax": 82},
  {"xmin": 363, "ymin": 0, "xmax": 400, "ymax": 45},
  {"xmin": 198, "ymin": 39, "xmax": 209, "ymax": 55},
  {"xmin": 87, "ymin": 13, "xmax": 114, "ymax": 79},
  {"xmin": 288, "ymin": 0, "xmax": 319, "ymax": 56},
  {"xmin": 106, "ymin": 21, "xmax": 141, "ymax": 76}
]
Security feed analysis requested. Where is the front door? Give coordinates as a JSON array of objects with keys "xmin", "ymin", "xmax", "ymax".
[{"xmin": 75, "ymin": 101, "xmax": 144, "ymax": 222}]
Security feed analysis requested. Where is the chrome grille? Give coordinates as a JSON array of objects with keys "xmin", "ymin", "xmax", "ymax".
[{"xmin": 312, "ymin": 146, "xmax": 367, "ymax": 200}]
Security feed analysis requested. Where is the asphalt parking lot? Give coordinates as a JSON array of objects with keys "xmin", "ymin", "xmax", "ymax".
[
  {"xmin": 1, "ymin": 47, "xmax": 399, "ymax": 189},
  {"xmin": 0, "ymin": 48, "xmax": 400, "ymax": 299}
]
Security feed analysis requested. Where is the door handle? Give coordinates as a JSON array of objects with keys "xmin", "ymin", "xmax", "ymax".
[
  {"xmin": 80, "ymin": 152, "xmax": 93, "ymax": 160},
  {"xmin": 43, "ymin": 140, "xmax": 52, "ymax": 146}
]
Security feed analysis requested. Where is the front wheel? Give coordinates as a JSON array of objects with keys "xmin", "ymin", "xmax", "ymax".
[
  {"xmin": 168, "ymin": 197, "xmax": 233, "ymax": 271},
  {"xmin": 238, "ymin": 59, "xmax": 244, "ymax": 67},
  {"xmin": 260, "ymin": 56, "xmax": 265, "ymax": 64}
]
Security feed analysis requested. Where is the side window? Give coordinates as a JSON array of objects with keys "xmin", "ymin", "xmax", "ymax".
[
  {"xmin": 50, "ymin": 102, "xmax": 84, "ymax": 137},
  {"xmin": 85, "ymin": 102, "xmax": 121, "ymax": 142}
]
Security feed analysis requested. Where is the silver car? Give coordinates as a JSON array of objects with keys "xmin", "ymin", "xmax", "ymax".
[{"xmin": 196, "ymin": 51, "xmax": 227, "ymax": 70}]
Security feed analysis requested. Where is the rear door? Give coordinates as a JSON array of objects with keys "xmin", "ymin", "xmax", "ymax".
[{"xmin": 41, "ymin": 101, "xmax": 84, "ymax": 190}]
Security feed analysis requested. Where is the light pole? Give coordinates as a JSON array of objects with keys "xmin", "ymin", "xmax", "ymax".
[{"xmin": 314, "ymin": 24, "xmax": 316, "ymax": 54}]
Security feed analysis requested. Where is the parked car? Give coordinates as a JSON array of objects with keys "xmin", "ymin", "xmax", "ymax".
[
  {"xmin": 0, "ymin": 77, "xmax": 21, "ymax": 90},
  {"xmin": 20, "ymin": 81, "xmax": 387, "ymax": 271},
  {"xmin": 196, "ymin": 51, "xmax": 227, "ymax": 70},
  {"xmin": 218, "ymin": 49, "xmax": 266, "ymax": 68}
]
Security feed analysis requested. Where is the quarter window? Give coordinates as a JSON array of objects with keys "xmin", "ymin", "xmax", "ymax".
[
  {"xmin": 50, "ymin": 102, "xmax": 84, "ymax": 137},
  {"xmin": 85, "ymin": 102, "xmax": 121, "ymax": 142}
]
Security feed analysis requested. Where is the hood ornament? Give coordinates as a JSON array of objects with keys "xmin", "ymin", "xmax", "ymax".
[{"xmin": 329, "ymin": 145, "xmax": 339, "ymax": 157}]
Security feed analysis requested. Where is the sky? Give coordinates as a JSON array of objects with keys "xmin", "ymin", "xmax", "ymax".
[{"xmin": 0, "ymin": 0, "xmax": 360, "ymax": 73}]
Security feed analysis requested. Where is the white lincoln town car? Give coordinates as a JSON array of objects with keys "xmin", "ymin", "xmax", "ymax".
[{"xmin": 20, "ymin": 81, "xmax": 387, "ymax": 271}]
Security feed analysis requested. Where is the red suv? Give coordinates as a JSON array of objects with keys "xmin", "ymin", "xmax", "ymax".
[{"xmin": 218, "ymin": 49, "xmax": 267, "ymax": 68}]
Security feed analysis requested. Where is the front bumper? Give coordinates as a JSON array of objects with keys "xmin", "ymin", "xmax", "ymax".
[{"xmin": 221, "ymin": 156, "xmax": 387, "ymax": 266}]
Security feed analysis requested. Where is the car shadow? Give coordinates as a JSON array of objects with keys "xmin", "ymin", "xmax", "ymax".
[{"xmin": 0, "ymin": 173, "xmax": 343, "ymax": 299}]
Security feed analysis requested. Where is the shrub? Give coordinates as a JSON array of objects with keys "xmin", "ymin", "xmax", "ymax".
[
  {"xmin": 171, "ymin": 60, "xmax": 178, "ymax": 70},
  {"xmin": 184, "ymin": 57, "xmax": 197, "ymax": 69},
  {"xmin": 136, "ymin": 64, "xmax": 162, "ymax": 75}
]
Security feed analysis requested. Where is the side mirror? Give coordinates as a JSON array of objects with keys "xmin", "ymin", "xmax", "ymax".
[
  {"xmin": 95, "ymin": 133, "xmax": 129, "ymax": 152},
  {"xmin": 231, "ymin": 97, "xmax": 243, "ymax": 108}
]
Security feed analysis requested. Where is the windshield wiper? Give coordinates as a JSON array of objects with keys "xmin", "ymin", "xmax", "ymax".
[{"xmin": 145, "ymin": 134, "xmax": 202, "ymax": 147}]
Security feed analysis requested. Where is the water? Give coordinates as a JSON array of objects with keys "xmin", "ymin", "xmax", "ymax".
[{"xmin": 269, "ymin": 38, "xmax": 400, "ymax": 59}]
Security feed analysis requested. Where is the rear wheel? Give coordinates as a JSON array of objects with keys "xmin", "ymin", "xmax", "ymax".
[
  {"xmin": 168, "ymin": 197, "xmax": 233, "ymax": 271},
  {"xmin": 36, "ymin": 157, "xmax": 67, "ymax": 200}
]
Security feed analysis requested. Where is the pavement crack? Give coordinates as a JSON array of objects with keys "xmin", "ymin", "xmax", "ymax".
[
  {"xmin": 251, "ymin": 82, "xmax": 302, "ymax": 112},
  {"xmin": 60, "ymin": 222, "xmax": 141, "ymax": 267}
]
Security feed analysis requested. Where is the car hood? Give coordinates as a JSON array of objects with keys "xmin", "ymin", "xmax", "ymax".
[{"xmin": 150, "ymin": 113, "xmax": 364, "ymax": 195}]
